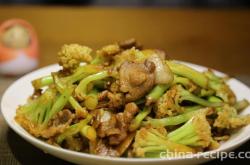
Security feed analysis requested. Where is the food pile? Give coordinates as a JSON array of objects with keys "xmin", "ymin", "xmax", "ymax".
[{"xmin": 15, "ymin": 39, "xmax": 250, "ymax": 158}]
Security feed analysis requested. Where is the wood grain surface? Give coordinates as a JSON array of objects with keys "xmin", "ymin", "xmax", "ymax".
[
  {"xmin": 0, "ymin": 6, "xmax": 250, "ymax": 165},
  {"xmin": 0, "ymin": 6, "xmax": 250, "ymax": 76}
]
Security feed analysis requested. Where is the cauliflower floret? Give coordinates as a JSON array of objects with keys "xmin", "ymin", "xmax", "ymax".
[
  {"xmin": 58, "ymin": 44, "xmax": 92, "ymax": 72},
  {"xmin": 156, "ymin": 86, "xmax": 184, "ymax": 118},
  {"xmin": 133, "ymin": 127, "xmax": 195, "ymax": 158},
  {"xmin": 214, "ymin": 105, "xmax": 250, "ymax": 129},
  {"xmin": 167, "ymin": 109, "xmax": 213, "ymax": 148},
  {"xmin": 98, "ymin": 44, "xmax": 120, "ymax": 57}
]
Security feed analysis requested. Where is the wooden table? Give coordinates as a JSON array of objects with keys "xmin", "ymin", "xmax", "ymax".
[
  {"xmin": 0, "ymin": 6, "xmax": 250, "ymax": 164},
  {"xmin": 0, "ymin": 6, "xmax": 250, "ymax": 76}
]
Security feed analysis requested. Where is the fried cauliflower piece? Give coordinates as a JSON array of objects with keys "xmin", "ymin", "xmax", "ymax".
[
  {"xmin": 204, "ymin": 70, "xmax": 236, "ymax": 105},
  {"xmin": 156, "ymin": 85, "xmax": 184, "ymax": 118},
  {"xmin": 133, "ymin": 127, "xmax": 195, "ymax": 158},
  {"xmin": 58, "ymin": 44, "xmax": 92, "ymax": 72},
  {"xmin": 155, "ymin": 85, "xmax": 221, "ymax": 118},
  {"xmin": 167, "ymin": 110, "xmax": 213, "ymax": 148},
  {"xmin": 98, "ymin": 44, "xmax": 120, "ymax": 57},
  {"xmin": 214, "ymin": 105, "xmax": 250, "ymax": 129}
]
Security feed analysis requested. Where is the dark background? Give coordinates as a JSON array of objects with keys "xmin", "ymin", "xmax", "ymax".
[
  {"xmin": 0, "ymin": 0, "xmax": 250, "ymax": 165},
  {"xmin": 0, "ymin": 0, "xmax": 249, "ymax": 7}
]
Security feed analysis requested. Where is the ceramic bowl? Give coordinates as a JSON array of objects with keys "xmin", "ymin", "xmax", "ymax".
[{"xmin": 1, "ymin": 61, "xmax": 250, "ymax": 165}]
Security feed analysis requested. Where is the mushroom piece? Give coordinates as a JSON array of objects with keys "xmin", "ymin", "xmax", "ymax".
[
  {"xmin": 142, "ymin": 49, "xmax": 174, "ymax": 85},
  {"xmin": 119, "ymin": 60, "xmax": 155, "ymax": 102},
  {"xmin": 118, "ymin": 38, "xmax": 142, "ymax": 50}
]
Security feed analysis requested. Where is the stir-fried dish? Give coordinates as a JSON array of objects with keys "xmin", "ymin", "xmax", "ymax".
[{"xmin": 15, "ymin": 39, "xmax": 250, "ymax": 158}]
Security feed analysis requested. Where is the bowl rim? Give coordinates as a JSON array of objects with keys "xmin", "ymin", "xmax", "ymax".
[{"xmin": 1, "ymin": 61, "xmax": 250, "ymax": 162}]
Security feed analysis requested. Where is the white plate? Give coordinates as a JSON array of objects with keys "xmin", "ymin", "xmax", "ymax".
[{"xmin": 1, "ymin": 62, "xmax": 250, "ymax": 165}]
